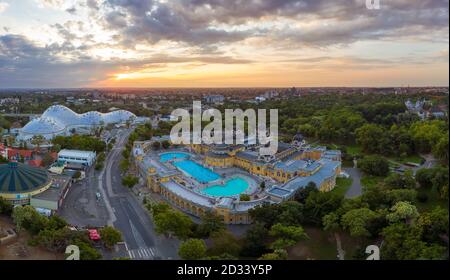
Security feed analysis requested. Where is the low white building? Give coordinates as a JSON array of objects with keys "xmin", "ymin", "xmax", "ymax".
[
  {"xmin": 57, "ymin": 149, "xmax": 96, "ymax": 166},
  {"xmin": 204, "ymin": 95, "xmax": 225, "ymax": 104}
]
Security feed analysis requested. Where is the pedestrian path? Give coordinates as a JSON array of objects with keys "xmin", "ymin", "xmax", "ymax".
[{"xmin": 128, "ymin": 247, "xmax": 156, "ymax": 259}]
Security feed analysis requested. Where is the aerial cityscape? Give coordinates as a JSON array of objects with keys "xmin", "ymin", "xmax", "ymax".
[{"xmin": 0, "ymin": 0, "xmax": 449, "ymax": 269}]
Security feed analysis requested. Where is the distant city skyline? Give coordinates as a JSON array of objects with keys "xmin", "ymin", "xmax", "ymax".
[{"xmin": 0, "ymin": 0, "xmax": 449, "ymax": 88}]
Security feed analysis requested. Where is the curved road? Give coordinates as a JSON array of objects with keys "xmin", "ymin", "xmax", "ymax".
[
  {"xmin": 99, "ymin": 128, "xmax": 179, "ymax": 259},
  {"xmin": 344, "ymin": 167, "xmax": 363, "ymax": 198}
]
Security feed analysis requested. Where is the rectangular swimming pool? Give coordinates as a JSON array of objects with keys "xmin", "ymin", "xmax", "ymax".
[
  {"xmin": 160, "ymin": 152, "xmax": 190, "ymax": 162},
  {"xmin": 173, "ymin": 160, "xmax": 221, "ymax": 183}
]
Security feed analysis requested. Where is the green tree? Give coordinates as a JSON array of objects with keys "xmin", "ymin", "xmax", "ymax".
[
  {"xmin": 119, "ymin": 159, "xmax": 130, "ymax": 173},
  {"xmin": 260, "ymin": 181, "xmax": 266, "ymax": 190},
  {"xmin": 74, "ymin": 241, "xmax": 102, "ymax": 260},
  {"xmin": 122, "ymin": 175, "xmax": 139, "ymax": 188},
  {"xmin": 417, "ymin": 207, "xmax": 449, "ymax": 243},
  {"xmin": 410, "ymin": 120, "xmax": 446, "ymax": 153},
  {"xmin": 249, "ymin": 204, "xmax": 282, "ymax": 227},
  {"xmin": 12, "ymin": 205, "xmax": 48, "ymax": 235},
  {"xmin": 298, "ymin": 123, "xmax": 315, "ymax": 137},
  {"xmin": 358, "ymin": 155, "xmax": 389, "ymax": 177},
  {"xmin": 99, "ymin": 226, "xmax": 123, "ymax": 249},
  {"xmin": 161, "ymin": 140, "xmax": 171, "ymax": 149},
  {"xmin": 269, "ymin": 223, "xmax": 309, "ymax": 250},
  {"xmin": 240, "ymin": 223, "xmax": 269, "ymax": 258},
  {"xmin": 431, "ymin": 167, "xmax": 449, "ymax": 200},
  {"xmin": 304, "ymin": 191, "xmax": 342, "ymax": 225},
  {"xmin": 277, "ymin": 201, "xmax": 305, "ymax": 226},
  {"xmin": 153, "ymin": 209, "xmax": 193, "ymax": 240},
  {"xmin": 381, "ymin": 223, "xmax": 445, "ymax": 260},
  {"xmin": 31, "ymin": 135, "xmax": 46, "ymax": 148},
  {"xmin": 0, "ymin": 155, "xmax": 8, "ymax": 163},
  {"xmin": 47, "ymin": 215, "xmax": 68, "ymax": 230},
  {"xmin": 207, "ymin": 230, "xmax": 241, "ymax": 257},
  {"xmin": 433, "ymin": 132, "xmax": 449, "ymax": 164},
  {"xmin": 149, "ymin": 202, "xmax": 171, "ymax": 216},
  {"xmin": 384, "ymin": 171, "xmax": 416, "ymax": 189},
  {"xmin": 341, "ymin": 208, "xmax": 378, "ymax": 238},
  {"xmin": 322, "ymin": 212, "xmax": 340, "ymax": 232},
  {"xmin": 196, "ymin": 211, "xmax": 225, "ymax": 238},
  {"xmin": 52, "ymin": 135, "xmax": 106, "ymax": 153},
  {"xmin": 178, "ymin": 239, "xmax": 207, "ymax": 260},
  {"xmin": 385, "ymin": 189, "xmax": 417, "ymax": 205},
  {"xmin": 259, "ymin": 249, "xmax": 288, "ymax": 260},
  {"xmin": 355, "ymin": 124, "xmax": 386, "ymax": 154},
  {"xmin": 386, "ymin": 201, "xmax": 419, "ymax": 224},
  {"xmin": 36, "ymin": 228, "xmax": 72, "ymax": 253},
  {"xmin": 0, "ymin": 197, "xmax": 13, "ymax": 216},
  {"xmin": 294, "ymin": 182, "xmax": 318, "ymax": 204},
  {"xmin": 415, "ymin": 168, "xmax": 435, "ymax": 189},
  {"xmin": 239, "ymin": 194, "xmax": 250, "ymax": 201},
  {"xmin": 73, "ymin": 171, "xmax": 82, "ymax": 179}
]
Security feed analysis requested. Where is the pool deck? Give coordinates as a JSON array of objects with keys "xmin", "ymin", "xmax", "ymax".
[{"xmin": 145, "ymin": 149, "xmax": 263, "ymax": 199}]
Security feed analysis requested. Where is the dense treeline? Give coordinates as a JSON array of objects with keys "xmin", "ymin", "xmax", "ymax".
[
  {"xmin": 10, "ymin": 205, "xmax": 103, "ymax": 260},
  {"xmin": 52, "ymin": 135, "xmax": 106, "ymax": 153},
  {"xmin": 243, "ymin": 166, "xmax": 449, "ymax": 260},
  {"xmin": 255, "ymin": 93, "xmax": 448, "ymax": 164}
]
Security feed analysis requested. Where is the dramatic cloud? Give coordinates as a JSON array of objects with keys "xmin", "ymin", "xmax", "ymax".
[
  {"xmin": 96, "ymin": 0, "xmax": 449, "ymax": 47},
  {"xmin": 0, "ymin": 0, "xmax": 448, "ymax": 87},
  {"xmin": 0, "ymin": 2, "xmax": 8, "ymax": 13},
  {"xmin": 0, "ymin": 34, "xmax": 254, "ymax": 87},
  {"xmin": 35, "ymin": 0, "xmax": 66, "ymax": 8}
]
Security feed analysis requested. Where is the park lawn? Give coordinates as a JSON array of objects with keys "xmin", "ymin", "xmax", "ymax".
[
  {"xmin": 388, "ymin": 154, "xmax": 425, "ymax": 165},
  {"xmin": 288, "ymin": 227, "xmax": 360, "ymax": 260},
  {"xmin": 416, "ymin": 187, "xmax": 449, "ymax": 212},
  {"xmin": 346, "ymin": 144, "xmax": 363, "ymax": 157},
  {"xmin": 360, "ymin": 175, "xmax": 384, "ymax": 190},
  {"xmin": 288, "ymin": 227, "xmax": 337, "ymax": 260},
  {"xmin": 331, "ymin": 177, "xmax": 353, "ymax": 198}
]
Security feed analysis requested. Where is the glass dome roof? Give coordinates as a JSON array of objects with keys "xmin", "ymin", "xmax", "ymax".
[
  {"xmin": 41, "ymin": 105, "xmax": 79, "ymax": 126},
  {"xmin": 21, "ymin": 117, "xmax": 66, "ymax": 134},
  {"xmin": 19, "ymin": 105, "xmax": 136, "ymax": 138}
]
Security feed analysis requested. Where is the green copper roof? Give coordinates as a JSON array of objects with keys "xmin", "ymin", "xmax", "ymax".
[{"xmin": 0, "ymin": 162, "xmax": 50, "ymax": 194}]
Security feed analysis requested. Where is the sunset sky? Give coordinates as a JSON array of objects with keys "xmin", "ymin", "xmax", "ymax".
[{"xmin": 0, "ymin": 0, "xmax": 448, "ymax": 88}]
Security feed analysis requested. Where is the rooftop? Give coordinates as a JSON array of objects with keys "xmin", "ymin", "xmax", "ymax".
[
  {"xmin": 58, "ymin": 149, "xmax": 96, "ymax": 158},
  {"xmin": 32, "ymin": 175, "xmax": 71, "ymax": 201},
  {"xmin": 0, "ymin": 162, "xmax": 50, "ymax": 194}
]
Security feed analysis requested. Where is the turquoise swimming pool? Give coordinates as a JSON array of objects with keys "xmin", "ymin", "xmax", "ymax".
[
  {"xmin": 160, "ymin": 152, "xmax": 190, "ymax": 162},
  {"xmin": 173, "ymin": 160, "xmax": 221, "ymax": 183},
  {"xmin": 202, "ymin": 178, "xmax": 249, "ymax": 197}
]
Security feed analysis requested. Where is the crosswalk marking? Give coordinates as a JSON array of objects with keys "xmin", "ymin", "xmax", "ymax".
[{"xmin": 128, "ymin": 247, "xmax": 156, "ymax": 260}]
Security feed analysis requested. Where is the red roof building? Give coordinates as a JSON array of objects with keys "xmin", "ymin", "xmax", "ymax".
[
  {"xmin": 7, "ymin": 148, "xmax": 34, "ymax": 160},
  {"xmin": 0, "ymin": 144, "xmax": 6, "ymax": 158},
  {"xmin": 27, "ymin": 159, "xmax": 43, "ymax": 167}
]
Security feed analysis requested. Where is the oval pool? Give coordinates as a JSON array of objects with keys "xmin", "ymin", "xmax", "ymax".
[{"xmin": 202, "ymin": 177, "xmax": 249, "ymax": 197}]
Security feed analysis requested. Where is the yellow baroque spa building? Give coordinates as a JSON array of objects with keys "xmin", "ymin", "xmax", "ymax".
[{"xmin": 133, "ymin": 140, "xmax": 342, "ymax": 224}]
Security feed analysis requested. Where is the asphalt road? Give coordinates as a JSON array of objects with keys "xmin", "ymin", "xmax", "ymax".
[
  {"xmin": 60, "ymin": 127, "xmax": 179, "ymax": 259},
  {"xmin": 99, "ymin": 128, "xmax": 179, "ymax": 259},
  {"xmin": 344, "ymin": 167, "xmax": 363, "ymax": 198},
  {"xmin": 59, "ymin": 166, "xmax": 109, "ymax": 227},
  {"xmin": 343, "ymin": 154, "xmax": 437, "ymax": 199}
]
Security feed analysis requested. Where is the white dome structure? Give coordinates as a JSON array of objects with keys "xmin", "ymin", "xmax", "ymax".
[
  {"xmin": 20, "ymin": 117, "xmax": 66, "ymax": 140},
  {"xmin": 104, "ymin": 110, "xmax": 137, "ymax": 124},
  {"xmin": 41, "ymin": 105, "xmax": 79, "ymax": 126},
  {"xmin": 18, "ymin": 105, "xmax": 137, "ymax": 141}
]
